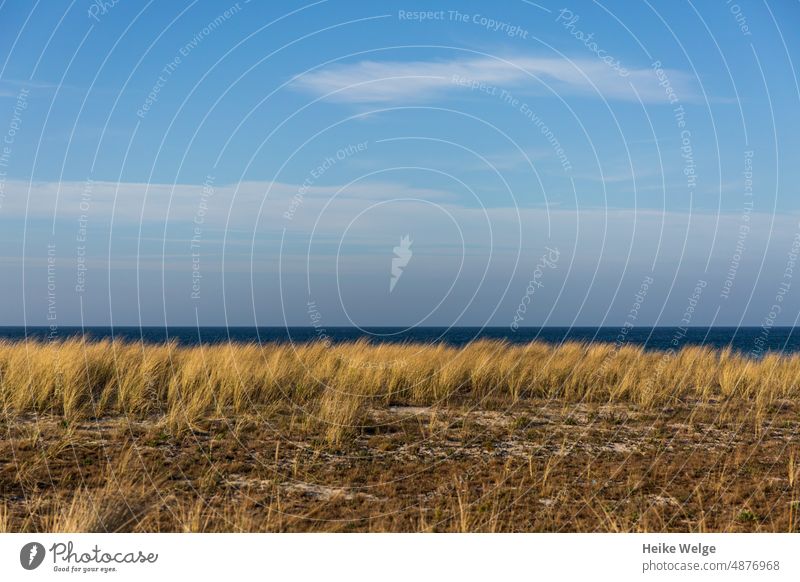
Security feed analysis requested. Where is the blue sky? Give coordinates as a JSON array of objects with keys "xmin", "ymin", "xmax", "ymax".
[{"xmin": 0, "ymin": 0, "xmax": 798, "ymax": 328}]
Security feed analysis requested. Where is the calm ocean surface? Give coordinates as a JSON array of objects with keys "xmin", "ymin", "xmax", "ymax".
[{"xmin": 1, "ymin": 326, "xmax": 799, "ymax": 354}]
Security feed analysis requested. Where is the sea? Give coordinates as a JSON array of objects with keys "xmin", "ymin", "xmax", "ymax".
[{"xmin": 1, "ymin": 326, "xmax": 799, "ymax": 355}]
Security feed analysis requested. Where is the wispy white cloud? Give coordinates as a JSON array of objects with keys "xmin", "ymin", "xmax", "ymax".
[
  {"xmin": 0, "ymin": 179, "xmax": 456, "ymax": 227},
  {"xmin": 4, "ymin": 179, "xmax": 792, "ymax": 274},
  {"xmin": 291, "ymin": 56, "xmax": 697, "ymax": 104}
]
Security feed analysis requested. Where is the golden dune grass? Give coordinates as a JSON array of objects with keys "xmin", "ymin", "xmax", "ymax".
[
  {"xmin": 2, "ymin": 338, "xmax": 800, "ymax": 533},
  {"xmin": 0, "ymin": 338, "xmax": 797, "ymax": 437}
]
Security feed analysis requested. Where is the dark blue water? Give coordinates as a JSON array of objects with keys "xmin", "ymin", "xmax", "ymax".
[{"xmin": 2, "ymin": 326, "xmax": 799, "ymax": 355}]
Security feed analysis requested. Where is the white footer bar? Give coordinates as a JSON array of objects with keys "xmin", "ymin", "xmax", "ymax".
[{"xmin": 1, "ymin": 533, "xmax": 797, "ymax": 581}]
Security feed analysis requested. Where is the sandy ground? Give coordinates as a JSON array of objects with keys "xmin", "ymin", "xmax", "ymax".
[{"xmin": 2, "ymin": 398, "xmax": 799, "ymax": 532}]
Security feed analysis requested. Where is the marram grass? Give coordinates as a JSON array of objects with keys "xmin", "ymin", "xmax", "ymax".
[
  {"xmin": 0, "ymin": 338, "xmax": 797, "ymax": 432},
  {"xmin": 2, "ymin": 338, "xmax": 800, "ymax": 532}
]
